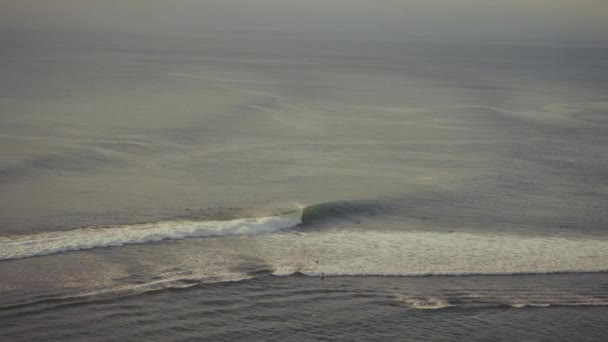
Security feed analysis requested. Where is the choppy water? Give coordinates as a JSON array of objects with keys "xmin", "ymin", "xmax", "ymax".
[{"xmin": 1, "ymin": 30, "xmax": 608, "ymax": 341}]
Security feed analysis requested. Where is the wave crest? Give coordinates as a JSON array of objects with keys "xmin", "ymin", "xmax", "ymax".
[{"xmin": 0, "ymin": 208, "xmax": 303, "ymax": 261}]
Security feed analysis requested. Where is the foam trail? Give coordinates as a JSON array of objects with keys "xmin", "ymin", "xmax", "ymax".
[
  {"xmin": 259, "ymin": 230, "xmax": 608, "ymax": 277},
  {"xmin": 0, "ymin": 209, "xmax": 302, "ymax": 261}
]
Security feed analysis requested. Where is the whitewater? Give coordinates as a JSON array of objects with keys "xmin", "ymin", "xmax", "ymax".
[
  {"xmin": 2, "ymin": 205, "xmax": 607, "ymax": 278},
  {"xmin": 0, "ymin": 209, "xmax": 302, "ymax": 261}
]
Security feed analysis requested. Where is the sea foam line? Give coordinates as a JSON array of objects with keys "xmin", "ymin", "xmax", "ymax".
[{"xmin": 0, "ymin": 209, "xmax": 302, "ymax": 261}]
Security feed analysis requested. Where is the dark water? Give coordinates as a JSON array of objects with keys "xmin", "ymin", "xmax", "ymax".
[
  {"xmin": 2, "ymin": 274, "xmax": 608, "ymax": 341},
  {"xmin": 1, "ymin": 29, "xmax": 608, "ymax": 340}
]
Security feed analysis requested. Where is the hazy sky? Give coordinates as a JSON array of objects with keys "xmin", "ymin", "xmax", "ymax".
[{"xmin": 3, "ymin": 0, "xmax": 608, "ymax": 40}]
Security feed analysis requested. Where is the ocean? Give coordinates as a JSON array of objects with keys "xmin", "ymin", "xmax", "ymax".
[{"xmin": 1, "ymin": 29, "xmax": 608, "ymax": 341}]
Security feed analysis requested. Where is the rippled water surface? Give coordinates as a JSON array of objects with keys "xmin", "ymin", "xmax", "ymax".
[{"xmin": 3, "ymin": 274, "xmax": 608, "ymax": 341}]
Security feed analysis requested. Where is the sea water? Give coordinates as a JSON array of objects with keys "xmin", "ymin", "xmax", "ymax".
[{"xmin": 1, "ymin": 30, "xmax": 607, "ymax": 341}]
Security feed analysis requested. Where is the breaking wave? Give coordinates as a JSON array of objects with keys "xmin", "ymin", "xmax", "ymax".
[
  {"xmin": 0, "ymin": 208, "xmax": 303, "ymax": 261},
  {"xmin": 0, "ymin": 199, "xmax": 391, "ymax": 262},
  {"xmin": 2, "ymin": 200, "xmax": 608, "ymax": 282}
]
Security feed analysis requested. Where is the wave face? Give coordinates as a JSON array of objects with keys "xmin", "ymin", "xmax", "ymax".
[
  {"xmin": 0, "ymin": 208, "xmax": 302, "ymax": 261},
  {"xmin": 300, "ymin": 200, "xmax": 389, "ymax": 226}
]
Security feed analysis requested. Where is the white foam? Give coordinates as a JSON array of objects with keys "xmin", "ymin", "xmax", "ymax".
[
  {"xmin": 0, "ymin": 209, "xmax": 302, "ymax": 261},
  {"xmin": 509, "ymin": 303, "xmax": 552, "ymax": 308},
  {"xmin": 239, "ymin": 230, "xmax": 608, "ymax": 277},
  {"xmin": 395, "ymin": 294, "xmax": 453, "ymax": 309}
]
